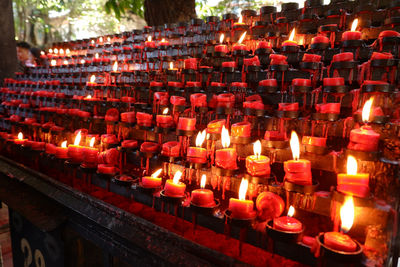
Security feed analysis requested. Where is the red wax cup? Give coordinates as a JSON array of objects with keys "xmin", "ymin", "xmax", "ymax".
[
  {"xmin": 243, "ymin": 56, "xmax": 260, "ymax": 66},
  {"xmin": 264, "ymin": 131, "xmax": 287, "ymax": 141},
  {"xmin": 273, "ymin": 216, "xmax": 303, "ymax": 232},
  {"xmin": 243, "ymin": 100, "xmax": 264, "ymax": 110},
  {"xmin": 154, "ymin": 92, "xmax": 169, "ymax": 106},
  {"xmin": 259, "ymin": 79, "xmax": 278, "ymax": 87},
  {"xmin": 121, "ymin": 112, "xmax": 136, "ymax": 123},
  {"xmin": 371, "ymin": 52, "xmax": 393, "ymax": 60},
  {"xmin": 284, "ymin": 159, "xmax": 312, "ymax": 185},
  {"xmin": 184, "ymin": 58, "xmax": 197, "ymax": 69},
  {"xmin": 292, "ymin": 79, "xmax": 311, "ymax": 87},
  {"xmin": 342, "ymin": 31, "xmax": 361, "ymax": 41},
  {"xmin": 187, "ymin": 147, "xmax": 207, "ymax": 163},
  {"xmin": 136, "ymin": 112, "xmax": 153, "ymax": 127},
  {"xmin": 270, "ymin": 54, "xmax": 288, "ymax": 65},
  {"xmin": 348, "ymin": 125, "xmax": 380, "ymax": 152},
  {"xmin": 170, "ymin": 95, "xmax": 186, "ymax": 106},
  {"xmin": 45, "ymin": 144, "xmax": 57, "ymax": 155},
  {"xmin": 30, "ymin": 141, "xmax": 45, "ymax": 151},
  {"xmin": 215, "ymin": 148, "xmax": 237, "ymax": 169},
  {"xmin": 324, "ymin": 232, "xmax": 357, "ymax": 252},
  {"xmin": 191, "ymin": 189, "xmax": 215, "ymax": 207},
  {"xmin": 246, "ymin": 155, "xmax": 271, "ymax": 176},
  {"xmin": 68, "ymin": 145, "xmax": 85, "ymax": 163},
  {"xmin": 177, "ymin": 117, "xmax": 196, "ymax": 131},
  {"xmin": 207, "ymin": 119, "xmax": 226, "ymax": 134},
  {"xmin": 101, "ymin": 134, "xmax": 118, "ymax": 145},
  {"xmin": 190, "ymin": 93, "xmax": 207, "ymax": 108},
  {"xmin": 233, "ymin": 43, "xmax": 248, "ymax": 51},
  {"xmin": 97, "ymin": 164, "xmax": 118, "ymax": 175},
  {"xmin": 140, "ymin": 142, "xmax": 160, "ymax": 153},
  {"xmin": 14, "ymin": 138, "xmax": 27, "ymax": 145},
  {"xmin": 337, "ymin": 171, "xmax": 369, "ymax": 198},
  {"xmin": 324, "ymin": 77, "xmax": 345, "ymax": 86},
  {"xmin": 156, "ymin": 114, "xmax": 174, "ymax": 128},
  {"xmin": 186, "ymin": 81, "xmax": 201, "ymax": 88},
  {"xmin": 84, "ymin": 147, "xmax": 98, "ymax": 166},
  {"xmin": 228, "ymin": 198, "xmax": 255, "ymax": 219},
  {"xmin": 257, "ymin": 41, "xmax": 272, "ymax": 49},
  {"xmin": 231, "ymin": 122, "xmax": 251, "ymax": 138},
  {"xmin": 312, "ymin": 35, "xmax": 329, "ymax": 44},
  {"xmin": 302, "ymin": 136, "xmax": 327, "ymax": 147},
  {"xmin": 282, "ymin": 40, "xmax": 298, "ymax": 46},
  {"xmin": 168, "ymin": 81, "xmax": 183, "ymax": 89},
  {"xmin": 217, "ymin": 93, "xmax": 235, "ymax": 108},
  {"xmin": 279, "ymin": 103, "xmax": 299, "ymax": 111},
  {"xmin": 379, "ymin": 30, "xmax": 400, "ymax": 38},
  {"xmin": 215, "ymin": 44, "xmax": 228, "ymax": 53},
  {"xmin": 55, "ymin": 146, "xmax": 69, "ymax": 159},
  {"xmin": 158, "ymin": 40, "xmax": 170, "ymax": 46},
  {"xmin": 316, "ymin": 103, "xmax": 341, "ymax": 114},
  {"xmin": 161, "ymin": 141, "xmax": 180, "ymax": 157},
  {"xmin": 222, "ymin": 61, "xmax": 236, "ymax": 68},
  {"xmin": 332, "ymin": 52, "xmax": 353, "ymax": 62},
  {"xmin": 121, "ymin": 140, "xmax": 138, "ymax": 149},
  {"xmin": 142, "ymin": 176, "xmax": 162, "ymax": 188},
  {"xmin": 302, "ymin": 54, "xmax": 321, "ymax": 62},
  {"xmin": 97, "ymin": 148, "xmax": 119, "ymax": 165},
  {"xmin": 145, "ymin": 41, "xmax": 156, "ymax": 48},
  {"xmin": 164, "ymin": 179, "xmax": 186, "ymax": 197}
]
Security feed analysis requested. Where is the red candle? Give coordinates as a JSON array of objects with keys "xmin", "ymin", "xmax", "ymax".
[
  {"xmin": 170, "ymin": 96, "xmax": 186, "ymax": 106},
  {"xmin": 55, "ymin": 141, "xmax": 69, "ymax": 159},
  {"xmin": 121, "ymin": 112, "xmax": 136, "ymax": 123},
  {"xmin": 86, "ymin": 75, "xmax": 97, "ymax": 86},
  {"xmin": 184, "ymin": 58, "xmax": 197, "ymax": 70},
  {"xmin": 161, "ymin": 141, "xmax": 180, "ymax": 157},
  {"xmin": 257, "ymin": 41, "xmax": 272, "ymax": 49},
  {"xmin": 221, "ymin": 61, "xmax": 236, "ymax": 68},
  {"xmin": 323, "ymin": 77, "xmax": 345, "ymax": 87},
  {"xmin": 45, "ymin": 143, "xmax": 57, "ymax": 155},
  {"xmin": 145, "ymin": 36, "xmax": 156, "ymax": 48},
  {"xmin": 158, "ymin": 38, "xmax": 169, "ymax": 47},
  {"xmin": 342, "ymin": 19, "xmax": 361, "ymax": 41},
  {"xmin": 233, "ymin": 31, "xmax": 247, "ymax": 51},
  {"xmin": 273, "ymin": 206, "xmax": 303, "ymax": 232},
  {"xmin": 156, "ymin": 108, "xmax": 174, "ymax": 128},
  {"xmin": 292, "ymin": 78, "xmax": 311, "ymax": 87},
  {"xmin": 84, "ymin": 137, "xmax": 98, "ymax": 167},
  {"xmin": 264, "ymin": 131, "xmax": 287, "ymax": 141},
  {"xmin": 302, "ymin": 136, "xmax": 327, "ymax": 147},
  {"xmin": 142, "ymin": 169, "xmax": 162, "ymax": 188},
  {"xmin": 259, "ymin": 79, "xmax": 278, "ymax": 87},
  {"xmin": 207, "ymin": 119, "xmax": 226, "ymax": 134},
  {"xmin": 191, "ymin": 175, "xmax": 215, "ymax": 207},
  {"xmin": 190, "ymin": 93, "xmax": 207, "ymax": 108},
  {"xmin": 279, "ymin": 103, "xmax": 299, "ymax": 111},
  {"xmin": 302, "ymin": 54, "xmax": 321, "ymax": 62},
  {"xmin": 187, "ymin": 130, "xmax": 207, "ymax": 163},
  {"xmin": 231, "ymin": 121, "xmax": 251, "ymax": 138},
  {"xmin": 282, "ymin": 28, "xmax": 298, "ymax": 46},
  {"xmin": 284, "ymin": 132, "xmax": 312, "ymax": 185},
  {"xmin": 332, "ymin": 52, "xmax": 353, "ymax": 62},
  {"xmin": 217, "ymin": 93, "xmax": 235, "ymax": 108},
  {"xmin": 140, "ymin": 142, "xmax": 160, "ymax": 153},
  {"xmin": 177, "ymin": 117, "xmax": 196, "ymax": 131},
  {"xmin": 246, "ymin": 140, "xmax": 271, "ymax": 176},
  {"xmin": 136, "ymin": 112, "xmax": 153, "ymax": 127},
  {"xmin": 337, "ymin": 156, "xmax": 369, "ymax": 198},
  {"xmin": 228, "ymin": 178, "xmax": 255, "ymax": 219},
  {"xmin": 215, "ymin": 126, "xmax": 237, "ymax": 169},
  {"xmin": 311, "ymin": 35, "xmax": 329, "ymax": 44},
  {"xmin": 315, "ymin": 103, "xmax": 341, "ymax": 114},
  {"xmin": 97, "ymin": 164, "xmax": 118, "ymax": 175},
  {"xmin": 14, "ymin": 132, "xmax": 27, "ymax": 145},
  {"xmin": 68, "ymin": 131, "xmax": 85, "ymax": 163},
  {"xmin": 215, "ymin": 44, "xmax": 228, "ymax": 53},
  {"xmin": 164, "ymin": 170, "xmax": 186, "ymax": 197}
]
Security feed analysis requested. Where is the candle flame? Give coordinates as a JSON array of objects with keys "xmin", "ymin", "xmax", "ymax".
[
  {"xmin": 340, "ymin": 196, "xmax": 355, "ymax": 233},
  {"xmin": 41, "ymin": 51, "xmax": 45, "ymax": 55},
  {"xmin": 80, "ymin": 59, "xmax": 85, "ymax": 64},
  {"xmin": 362, "ymin": 97, "xmax": 374, "ymax": 123},
  {"xmin": 253, "ymin": 140, "xmax": 261, "ymax": 158},
  {"xmin": 63, "ymin": 60, "xmax": 68, "ymax": 65},
  {"xmin": 195, "ymin": 130, "xmax": 206, "ymax": 147},
  {"xmin": 59, "ymin": 48, "xmax": 64, "ymax": 55},
  {"xmin": 162, "ymin": 108, "xmax": 169, "ymax": 115},
  {"xmin": 221, "ymin": 125, "xmax": 230, "ymax": 148},
  {"xmin": 51, "ymin": 59, "xmax": 57, "ymax": 66},
  {"xmin": 54, "ymin": 48, "xmax": 58, "ymax": 54},
  {"xmin": 66, "ymin": 48, "xmax": 70, "ymax": 55},
  {"xmin": 49, "ymin": 48, "xmax": 53, "ymax": 54},
  {"xmin": 238, "ymin": 178, "xmax": 248, "ymax": 200},
  {"xmin": 173, "ymin": 170, "xmax": 182, "ymax": 184},
  {"xmin": 200, "ymin": 174, "xmax": 206, "ymax": 189},
  {"xmin": 95, "ymin": 53, "xmax": 99, "ymax": 59},
  {"xmin": 107, "ymin": 37, "xmax": 111, "ymax": 42},
  {"xmin": 238, "ymin": 15, "xmax": 243, "ymax": 24},
  {"xmin": 89, "ymin": 137, "xmax": 95, "ymax": 147},
  {"xmin": 289, "ymin": 28, "xmax": 296, "ymax": 42},
  {"xmin": 238, "ymin": 31, "xmax": 247, "ymax": 44},
  {"xmin": 169, "ymin": 62, "xmax": 173, "ymax": 70},
  {"xmin": 113, "ymin": 61, "xmax": 118, "ymax": 72},
  {"xmin": 351, "ymin": 19, "xmax": 358, "ymax": 32},
  {"xmin": 86, "ymin": 95, "xmax": 92, "ymax": 99},
  {"xmin": 147, "ymin": 36, "xmax": 152, "ymax": 42},
  {"xmin": 91, "ymin": 40, "xmax": 95, "ymax": 44},
  {"xmin": 61, "ymin": 141, "xmax": 67, "ymax": 148},
  {"xmin": 17, "ymin": 132, "xmax": 23, "ymax": 140},
  {"xmin": 219, "ymin": 33, "xmax": 224, "ymax": 44},
  {"xmin": 99, "ymin": 37, "xmax": 103, "ymax": 43},
  {"xmin": 90, "ymin": 75, "xmax": 96, "ymax": 83},
  {"xmin": 151, "ymin": 168, "xmax": 162, "ymax": 178},
  {"xmin": 287, "ymin": 205, "xmax": 295, "ymax": 217},
  {"xmin": 74, "ymin": 131, "xmax": 81, "ymax": 146},
  {"xmin": 347, "ymin": 155, "xmax": 358, "ymax": 175},
  {"xmin": 290, "ymin": 131, "xmax": 300, "ymax": 161}
]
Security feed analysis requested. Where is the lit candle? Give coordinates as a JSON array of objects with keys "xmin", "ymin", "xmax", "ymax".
[
  {"xmin": 228, "ymin": 178, "xmax": 255, "ymax": 219},
  {"xmin": 284, "ymin": 131, "xmax": 312, "ymax": 185},
  {"xmin": 191, "ymin": 175, "xmax": 215, "ymax": 207},
  {"xmin": 164, "ymin": 170, "xmax": 186, "ymax": 197},
  {"xmin": 86, "ymin": 75, "xmax": 97, "ymax": 86},
  {"xmin": 233, "ymin": 15, "xmax": 246, "ymax": 29},
  {"xmin": 302, "ymin": 136, "xmax": 327, "ymax": 147},
  {"xmin": 232, "ymin": 31, "xmax": 248, "ymax": 51},
  {"xmin": 14, "ymin": 132, "xmax": 27, "ymax": 145},
  {"xmin": 159, "ymin": 38, "xmax": 170, "ymax": 47},
  {"xmin": 337, "ymin": 156, "xmax": 369, "ymax": 198},
  {"xmin": 187, "ymin": 130, "xmax": 207, "ymax": 163},
  {"xmin": 342, "ymin": 19, "xmax": 361, "ymax": 41},
  {"xmin": 273, "ymin": 206, "xmax": 303, "ymax": 232},
  {"xmin": 324, "ymin": 196, "xmax": 357, "ymax": 252},
  {"xmin": 246, "ymin": 140, "xmax": 271, "ymax": 176},
  {"xmin": 282, "ymin": 28, "xmax": 298, "ymax": 46},
  {"xmin": 55, "ymin": 141, "xmax": 69, "ymax": 159},
  {"xmin": 145, "ymin": 36, "xmax": 156, "ymax": 48},
  {"xmin": 142, "ymin": 169, "xmax": 163, "ymax": 188},
  {"xmin": 348, "ymin": 97, "xmax": 380, "ymax": 152},
  {"xmin": 215, "ymin": 126, "xmax": 237, "ymax": 169},
  {"xmin": 84, "ymin": 137, "xmax": 98, "ymax": 167},
  {"xmin": 215, "ymin": 34, "xmax": 228, "ymax": 53},
  {"xmin": 156, "ymin": 108, "xmax": 174, "ymax": 128},
  {"xmin": 68, "ymin": 131, "xmax": 85, "ymax": 163}
]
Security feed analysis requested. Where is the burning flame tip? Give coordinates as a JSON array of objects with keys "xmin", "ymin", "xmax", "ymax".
[
  {"xmin": 347, "ymin": 155, "xmax": 358, "ymax": 175},
  {"xmin": 289, "ymin": 28, "xmax": 296, "ymax": 42},
  {"xmin": 74, "ymin": 131, "xmax": 82, "ymax": 146},
  {"xmin": 351, "ymin": 19, "xmax": 359, "ymax": 32},
  {"xmin": 288, "ymin": 206, "xmax": 295, "ymax": 217},
  {"xmin": 162, "ymin": 108, "xmax": 169, "ymax": 115},
  {"xmin": 221, "ymin": 125, "xmax": 231, "ymax": 148},
  {"xmin": 340, "ymin": 196, "xmax": 355, "ymax": 233},
  {"xmin": 253, "ymin": 140, "xmax": 261, "ymax": 158},
  {"xmin": 17, "ymin": 132, "xmax": 23, "ymax": 140},
  {"xmin": 195, "ymin": 130, "xmax": 206, "ymax": 147},
  {"xmin": 200, "ymin": 174, "xmax": 206, "ymax": 189},
  {"xmin": 89, "ymin": 137, "xmax": 95, "ymax": 147},
  {"xmin": 151, "ymin": 169, "xmax": 162, "ymax": 178},
  {"xmin": 238, "ymin": 31, "xmax": 247, "ymax": 44},
  {"xmin": 61, "ymin": 141, "xmax": 67, "ymax": 148},
  {"xmin": 238, "ymin": 178, "xmax": 248, "ymax": 200},
  {"xmin": 290, "ymin": 131, "xmax": 300, "ymax": 161},
  {"xmin": 173, "ymin": 171, "xmax": 182, "ymax": 184},
  {"xmin": 362, "ymin": 97, "xmax": 374, "ymax": 123},
  {"xmin": 219, "ymin": 34, "xmax": 224, "ymax": 44}
]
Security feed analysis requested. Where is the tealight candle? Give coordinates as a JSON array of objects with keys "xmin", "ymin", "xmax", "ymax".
[
  {"xmin": 282, "ymin": 28, "xmax": 298, "ymax": 46},
  {"xmin": 84, "ymin": 137, "xmax": 98, "ymax": 167},
  {"xmin": 273, "ymin": 206, "xmax": 303, "ymax": 232},
  {"xmin": 141, "ymin": 169, "xmax": 162, "ymax": 188},
  {"xmin": 337, "ymin": 156, "xmax": 369, "ymax": 198},
  {"xmin": 342, "ymin": 19, "xmax": 361, "ymax": 41},
  {"xmin": 191, "ymin": 175, "xmax": 215, "ymax": 207},
  {"xmin": 215, "ymin": 126, "xmax": 237, "ymax": 169},
  {"xmin": 156, "ymin": 108, "xmax": 174, "ymax": 128},
  {"xmin": 55, "ymin": 141, "xmax": 69, "ymax": 159},
  {"xmin": 228, "ymin": 178, "xmax": 255, "ymax": 219},
  {"xmin": 164, "ymin": 171, "xmax": 186, "ymax": 197},
  {"xmin": 187, "ymin": 130, "xmax": 207, "ymax": 163},
  {"xmin": 14, "ymin": 132, "xmax": 27, "ymax": 145},
  {"xmin": 177, "ymin": 117, "xmax": 196, "ymax": 132},
  {"xmin": 231, "ymin": 121, "xmax": 251, "ymax": 138},
  {"xmin": 246, "ymin": 140, "xmax": 271, "ymax": 176},
  {"xmin": 68, "ymin": 131, "xmax": 85, "ymax": 163},
  {"xmin": 302, "ymin": 136, "xmax": 327, "ymax": 147},
  {"xmin": 232, "ymin": 31, "xmax": 248, "ymax": 51},
  {"xmin": 215, "ymin": 34, "xmax": 228, "ymax": 54},
  {"xmin": 145, "ymin": 36, "xmax": 156, "ymax": 48}
]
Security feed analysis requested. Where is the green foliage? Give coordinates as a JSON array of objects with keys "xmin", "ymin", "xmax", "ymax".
[
  {"xmin": 104, "ymin": 0, "xmax": 144, "ymax": 20},
  {"xmin": 196, "ymin": 0, "xmax": 268, "ymax": 19}
]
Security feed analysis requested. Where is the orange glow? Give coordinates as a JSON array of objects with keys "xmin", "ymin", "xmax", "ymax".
[
  {"xmin": 86, "ymin": 95, "xmax": 92, "ymax": 99},
  {"xmin": 162, "ymin": 108, "xmax": 169, "ymax": 115},
  {"xmin": 221, "ymin": 125, "xmax": 230, "ymax": 148},
  {"xmin": 99, "ymin": 37, "xmax": 103, "ymax": 43},
  {"xmin": 161, "ymin": 38, "xmax": 165, "ymax": 42},
  {"xmin": 238, "ymin": 15, "xmax": 243, "ymax": 24},
  {"xmin": 347, "ymin": 156, "xmax": 357, "ymax": 175},
  {"xmin": 340, "ymin": 196, "xmax": 355, "ymax": 233},
  {"xmin": 290, "ymin": 131, "xmax": 300, "ymax": 161},
  {"xmin": 253, "ymin": 140, "xmax": 261, "ymax": 159},
  {"xmin": 90, "ymin": 75, "xmax": 96, "ymax": 83},
  {"xmin": 89, "ymin": 137, "xmax": 95, "ymax": 147},
  {"xmin": 113, "ymin": 61, "xmax": 118, "ymax": 72},
  {"xmin": 289, "ymin": 28, "xmax": 296, "ymax": 42},
  {"xmin": 195, "ymin": 130, "xmax": 206, "ymax": 147},
  {"xmin": 362, "ymin": 97, "xmax": 374, "ymax": 123},
  {"xmin": 238, "ymin": 31, "xmax": 247, "ymax": 44},
  {"xmin": 169, "ymin": 62, "xmax": 173, "ymax": 70},
  {"xmin": 287, "ymin": 206, "xmax": 295, "ymax": 217},
  {"xmin": 351, "ymin": 19, "xmax": 358, "ymax": 32},
  {"xmin": 50, "ymin": 59, "xmax": 57, "ymax": 66},
  {"xmin": 91, "ymin": 40, "xmax": 95, "ymax": 45},
  {"xmin": 219, "ymin": 33, "xmax": 224, "ymax": 44},
  {"xmin": 151, "ymin": 169, "xmax": 162, "ymax": 178},
  {"xmin": 61, "ymin": 141, "xmax": 67, "ymax": 148},
  {"xmin": 173, "ymin": 170, "xmax": 182, "ymax": 184},
  {"xmin": 54, "ymin": 48, "xmax": 58, "ymax": 54},
  {"xmin": 238, "ymin": 178, "xmax": 248, "ymax": 200},
  {"xmin": 147, "ymin": 36, "xmax": 152, "ymax": 42},
  {"xmin": 66, "ymin": 48, "xmax": 70, "ymax": 55},
  {"xmin": 80, "ymin": 59, "xmax": 85, "ymax": 64},
  {"xmin": 59, "ymin": 48, "xmax": 64, "ymax": 55},
  {"xmin": 95, "ymin": 53, "xmax": 99, "ymax": 59},
  {"xmin": 74, "ymin": 131, "xmax": 82, "ymax": 146},
  {"xmin": 17, "ymin": 132, "xmax": 23, "ymax": 140},
  {"xmin": 200, "ymin": 174, "xmax": 206, "ymax": 189},
  {"xmin": 63, "ymin": 60, "xmax": 68, "ymax": 65}
]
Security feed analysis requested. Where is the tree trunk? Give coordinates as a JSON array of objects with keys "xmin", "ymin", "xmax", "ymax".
[
  {"xmin": 144, "ymin": 0, "xmax": 196, "ymax": 26},
  {"xmin": 29, "ymin": 20, "xmax": 37, "ymax": 45},
  {"xmin": 0, "ymin": 0, "xmax": 17, "ymax": 82}
]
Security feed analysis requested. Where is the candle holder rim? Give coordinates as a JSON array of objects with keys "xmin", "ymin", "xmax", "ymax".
[
  {"xmin": 160, "ymin": 190, "xmax": 186, "ymax": 204},
  {"xmin": 316, "ymin": 232, "xmax": 363, "ymax": 256},
  {"xmin": 266, "ymin": 219, "xmax": 305, "ymax": 235}
]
